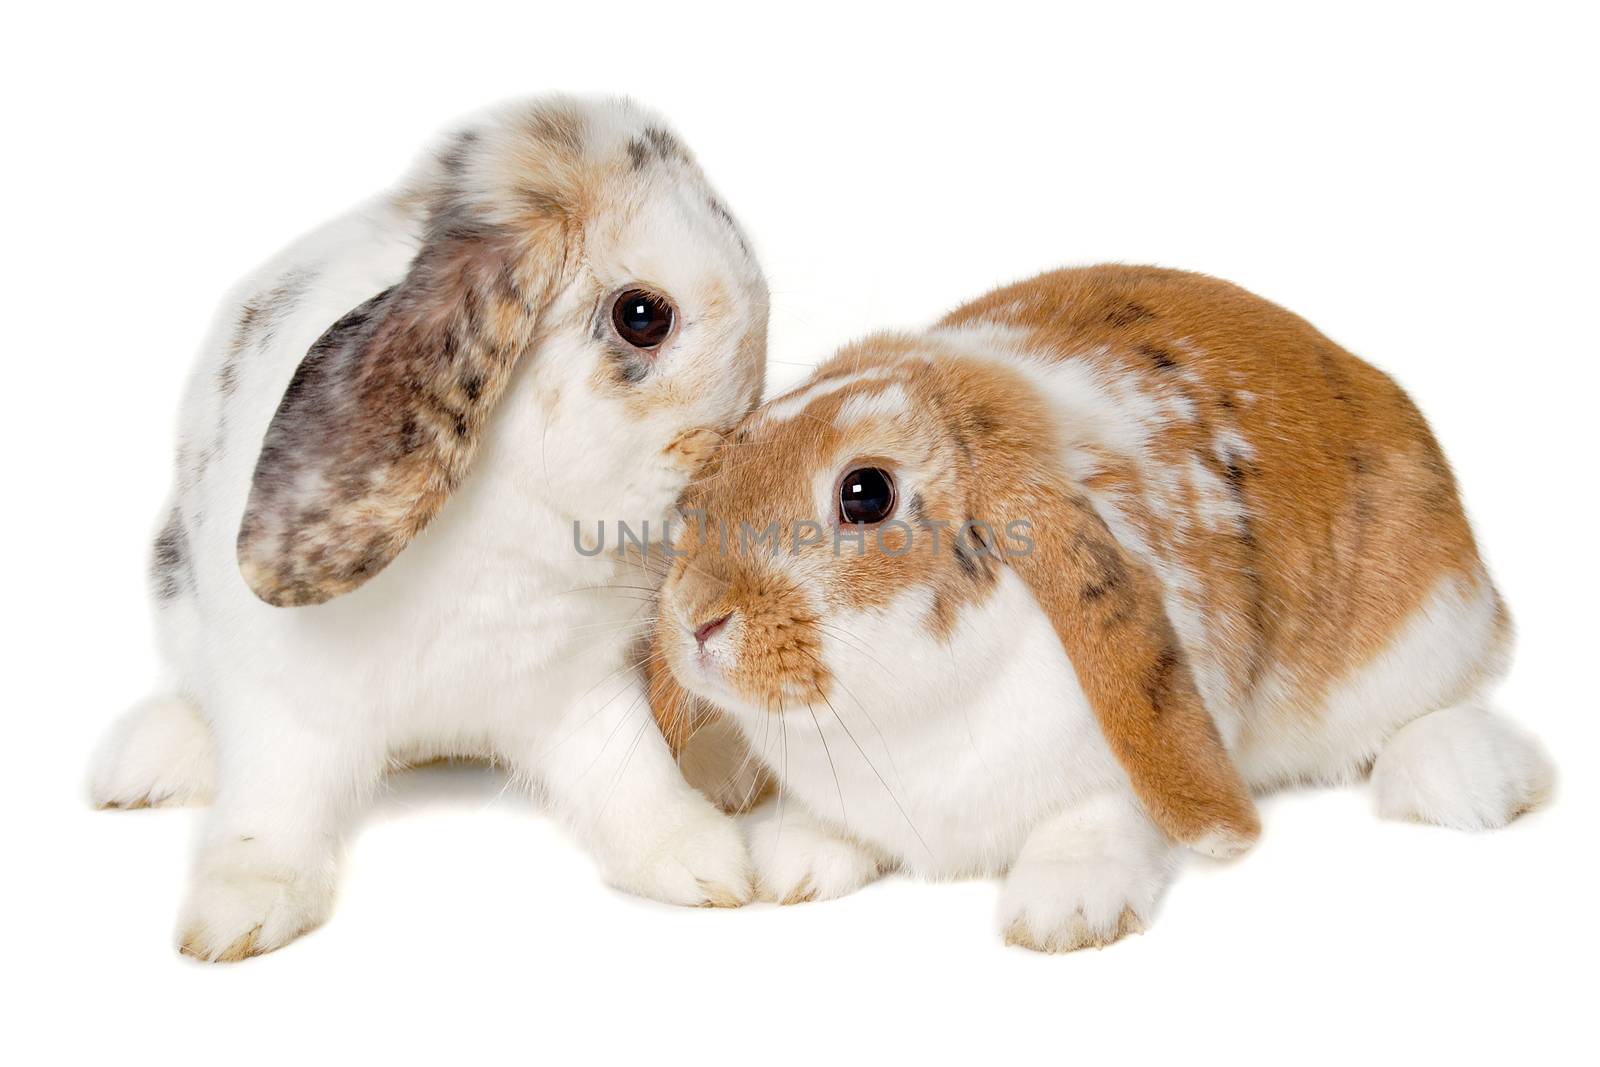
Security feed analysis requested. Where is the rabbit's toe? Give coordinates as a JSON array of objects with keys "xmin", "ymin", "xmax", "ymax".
[
  {"xmin": 998, "ymin": 857, "xmax": 1155, "ymax": 954},
  {"xmin": 606, "ymin": 798, "xmax": 754, "ymax": 908},
  {"xmin": 177, "ymin": 852, "xmax": 332, "ymax": 962},
  {"xmin": 743, "ymin": 800, "xmax": 884, "ymax": 905},
  {"xmin": 999, "ymin": 793, "xmax": 1175, "ymax": 953}
]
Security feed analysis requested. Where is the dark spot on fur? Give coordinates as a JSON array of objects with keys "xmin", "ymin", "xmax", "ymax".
[
  {"xmin": 495, "ymin": 263, "xmax": 524, "ymax": 308},
  {"xmin": 461, "ymin": 372, "xmax": 484, "ymax": 401},
  {"xmin": 1218, "ymin": 392, "xmax": 1236, "ymax": 411},
  {"xmin": 1213, "ymin": 451, "xmax": 1267, "ymax": 682},
  {"xmin": 908, "ymin": 493, "xmax": 927, "ymax": 525},
  {"xmin": 399, "ymin": 416, "xmax": 422, "ymax": 454},
  {"xmin": 968, "ymin": 405, "xmax": 999, "ymax": 438},
  {"xmin": 943, "ymin": 414, "xmax": 974, "ymax": 470},
  {"xmin": 617, "ymin": 356, "xmax": 649, "ymax": 385},
  {"xmin": 706, "ymin": 196, "xmax": 736, "ymax": 228},
  {"xmin": 224, "ymin": 268, "xmax": 319, "ymax": 399},
  {"xmin": 437, "ymin": 129, "xmax": 480, "ymax": 175},
  {"xmin": 1145, "ymin": 645, "xmax": 1181, "ymax": 717},
  {"xmin": 1140, "ymin": 344, "xmax": 1178, "ymax": 371},
  {"xmin": 604, "ymin": 332, "xmax": 653, "ymax": 385},
  {"xmin": 1070, "ymin": 526, "xmax": 1132, "ymax": 609},
  {"xmin": 951, "ymin": 520, "xmax": 1000, "ymax": 583},
  {"xmin": 519, "ymin": 186, "xmax": 571, "ymax": 218},
  {"xmin": 351, "ymin": 537, "xmax": 389, "ymax": 579},
  {"xmin": 643, "ymin": 126, "xmax": 683, "ymax": 162},
  {"xmin": 953, "ymin": 535, "xmax": 982, "ymax": 580},
  {"xmin": 704, "ymin": 195, "xmax": 752, "ymax": 258},
  {"xmin": 1104, "ymin": 301, "xmax": 1155, "ymax": 327},
  {"xmin": 1080, "ymin": 557, "xmax": 1126, "ymax": 602},
  {"xmin": 460, "ymin": 287, "xmax": 484, "ymax": 336},
  {"xmin": 527, "ymin": 109, "xmax": 583, "ymax": 155},
  {"xmin": 628, "ymin": 138, "xmax": 651, "ymax": 171},
  {"xmin": 151, "ymin": 508, "xmax": 194, "ymax": 600},
  {"xmin": 1315, "ymin": 346, "xmax": 1349, "ymax": 399}
]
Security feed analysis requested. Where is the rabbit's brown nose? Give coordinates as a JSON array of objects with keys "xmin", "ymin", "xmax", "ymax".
[{"xmin": 693, "ymin": 613, "xmax": 731, "ymax": 647}]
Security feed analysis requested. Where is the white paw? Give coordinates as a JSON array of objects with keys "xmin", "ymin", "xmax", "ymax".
[
  {"xmin": 90, "ymin": 694, "xmax": 214, "ymax": 810},
  {"xmin": 1372, "ymin": 704, "xmax": 1554, "ymax": 831},
  {"xmin": 177, "ymin": 845, "xmax": 334, "ymax": 962},
  {"xmin": 605, "ymin": 798, "xmax": 753, "ymax": 908},
  {"xmin": 744, "ymin": 800, "xmax": 883, "ymax": 905},
  {"xmin": 999, "ymin": 794, "xmax": 1175, "ymax": 953}
]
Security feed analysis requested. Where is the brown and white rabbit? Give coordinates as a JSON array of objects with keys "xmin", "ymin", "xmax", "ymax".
[
  {"xmin": 648, "ymin": 265, "xmax": 1553, "ymax": 952},
  {"xmin": 89, "ymin": 96, "xmax": 768, "ymax": 960}
]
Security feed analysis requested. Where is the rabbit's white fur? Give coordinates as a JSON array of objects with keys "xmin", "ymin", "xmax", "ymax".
[{"xmin": 92, "ymin": 97, "xmax": 768, "ymax": 960}]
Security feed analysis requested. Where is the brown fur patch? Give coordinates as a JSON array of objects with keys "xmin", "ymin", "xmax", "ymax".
[
  {"xmin": 237, "ymin": 114, "xmax": 582, "ymax": 607},
  {"xmin": 942, "ymin": 266, "xmax": 1485, "ymax": 720}
]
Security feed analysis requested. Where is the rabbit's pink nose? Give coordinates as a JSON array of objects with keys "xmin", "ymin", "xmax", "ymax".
[{"xmin": 694, "ymin": 613, "xmax": 732, "ymax": 647}]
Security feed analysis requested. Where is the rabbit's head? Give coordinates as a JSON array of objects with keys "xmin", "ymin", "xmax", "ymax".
[
  {"xmin": 655, "ymin": 328, "xmax": 1259, "ymax": 856},
  {"xmin": 237, "ymin": 96, "xmax": 767, "ymax": 606},
  {"xmin": 654, "ymin": 335, "xmax": 1032, "ymax": 718}
]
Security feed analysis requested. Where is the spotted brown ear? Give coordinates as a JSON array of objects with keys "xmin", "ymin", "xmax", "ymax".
[
  {"xmin": 993, "ymin": 479, "xmax": 1260, "ymax": 856},
  {"xmin": 237, "ymin": 220, "xmax": 554, "ymax": 607}
]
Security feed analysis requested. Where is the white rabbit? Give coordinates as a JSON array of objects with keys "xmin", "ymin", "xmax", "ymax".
[{"xmin": 90, "ymin": 95, "xmax": 769, "ymax": 960}]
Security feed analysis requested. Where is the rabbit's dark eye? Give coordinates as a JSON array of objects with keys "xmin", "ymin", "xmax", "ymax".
[
  {"xmin": 838, "ymin": 467, "xmax": 896, "ymax": 525},
  {"xmin": 611, "ymin": 289, "xmax": 675, "ymax": 349}
]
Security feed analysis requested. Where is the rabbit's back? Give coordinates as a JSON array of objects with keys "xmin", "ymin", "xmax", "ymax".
[{"xmin": 942, "ymin": 266, "xmax": 1508, "ymax": 786}]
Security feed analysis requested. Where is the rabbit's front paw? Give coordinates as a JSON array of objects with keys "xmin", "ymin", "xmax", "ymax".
[
  {"xmin": 606, "ymin": 798, "xmax": 753, "ymax": 908},
  {"xmin": 90, "ymin": 694, "xmax": 214, "ymax": 810},
  {"xmin": 177, "ymin": 847, "xmax": 333, "ymax": 962},
  {"xmin": 999, "ymin": 794, "xmax": 1175, "ymax": 953},
  {"xmin": 744, "ymin": 799, "xmax": 884, "ymax": 904},
  {"xmin": 999, "ymin": 855, "xmax": 1158, "ymax": 953}
]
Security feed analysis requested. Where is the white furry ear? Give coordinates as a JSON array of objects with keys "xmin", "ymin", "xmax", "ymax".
[{"xmin": 238, "ymin": 170, "xmax": 570, "ymax": 608}]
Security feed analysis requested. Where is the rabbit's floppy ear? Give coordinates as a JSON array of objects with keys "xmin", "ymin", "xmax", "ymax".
[
  {"xmin": 238, "ymin": 208, "xmax": 565, "ymax": 607},
  {"xmin": 979, "ymin": 464, "xmax": 1260, "ymax": 856}
]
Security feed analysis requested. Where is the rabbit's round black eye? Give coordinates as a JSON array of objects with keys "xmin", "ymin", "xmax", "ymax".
[
  {"xmin": 612, "ymin": 289, "xmax": 675, "ymax": 349},
  {"xmin": 838, "ymin": 467, "xmax": 896, "ymax": 525}
]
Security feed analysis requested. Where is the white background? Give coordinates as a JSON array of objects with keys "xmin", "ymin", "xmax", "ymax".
[{"xmin": 5, "ymin": 1, "xmax": 1596, "ymax": 1062}]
